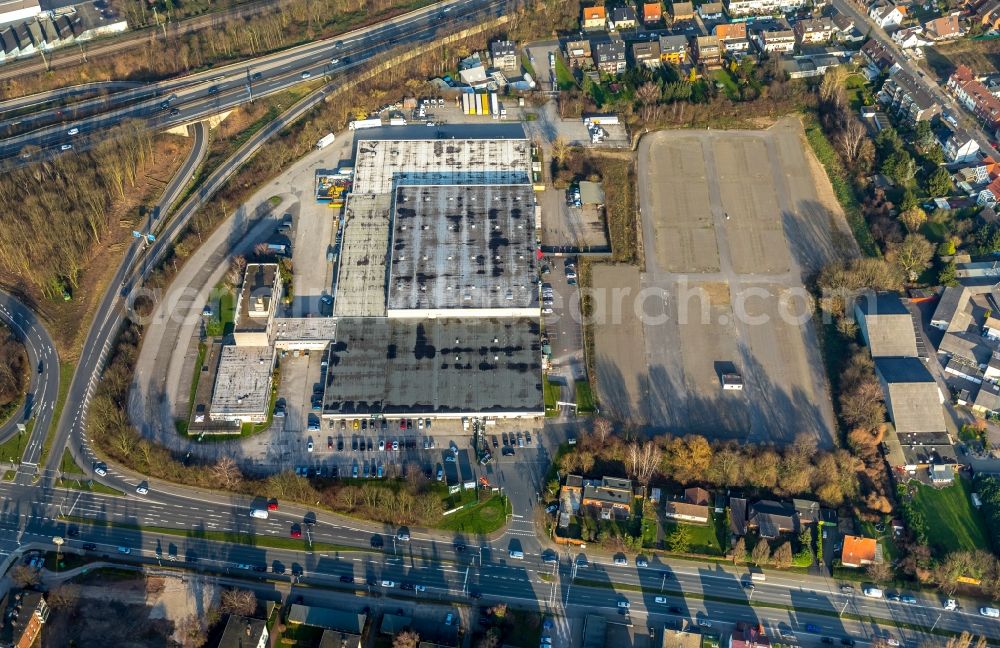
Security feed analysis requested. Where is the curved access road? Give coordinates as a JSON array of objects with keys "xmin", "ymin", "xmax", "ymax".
[{"xmin": 0, "ymin": 292, "xmax": 59, "ymax": 472}]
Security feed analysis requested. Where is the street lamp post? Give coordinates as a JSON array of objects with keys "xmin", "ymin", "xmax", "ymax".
[{"xmin": 52, "ymin": 536, "xmax": 64, "ymax": 575}]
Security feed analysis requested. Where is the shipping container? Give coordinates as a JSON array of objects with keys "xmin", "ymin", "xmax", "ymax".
[
  {"xmin": 389, "ymin": 118, "xmax": 407, "ymax": 126},
  {"xmin": 490, "ymin": 93, "xmax": 499, "ymax": 116}
]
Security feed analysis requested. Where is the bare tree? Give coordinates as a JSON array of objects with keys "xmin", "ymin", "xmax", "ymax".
[
  {"xmin": 212, "ymin": 457, "xmax": 243, "ymax": 490},
  {"xmin": 220, "ymin": 588, "xmax": 257, "ymax": 617},
  {"xmin": 866, "ymin": 560, "xmax": 893, "ymax": 583},
  {"xmin": 634, "ymin": 441, "xmax": 662, "ymax": 486},
  {"xmin": 732, "ymin": 537, "xmax": 747, "ymax": 565},
  {"xmin": 46, "ymin": 585, "xmax": 80, "ymax": 609},
  {"xmin": 834, "ymin": 118, "xmax": 872, "ymax": 170},
  {"xmin": 751, "ymin": 540, "xmax": 770, "ymax": 566},
  {"xmin": 176, "ymin": 614, "xmax": 207, "ymax": 648},
  {"xmin": 393, "ymin": 630, "xmax": 421, "ymax": 648},
  {"xmin": 772, "ymin": 541, "xmax": 793, "ymax": 569},
  {"xmin": 10, "ymin": 564, "xmax": 40, "ymax": 588},
  {"xmin": 592, "ymin": 417, "xmax": 613, "ymax": 444},
  {"xmin": 636, "ymin": 82, "xmax": 660, "ymax": 122}
]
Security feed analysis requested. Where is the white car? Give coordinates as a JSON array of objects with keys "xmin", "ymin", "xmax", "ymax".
[
  {"xmin": 94, "ymin": 463, "xmax": 108, "ymax": 476},
  {"xmin": 67, "ymin": 128, "xmax": 79, "ymax": 136},
  {"xmin": 135, "ymin": 485, "xmax": 148, "ymax": 495},
  {"xmin": 330, "ymin": 58, "xmax": 340, "ymax": 64},
  {"xmin": 300, "ymin": 71, "xmax": 312, "ymax": 79},
  {"xmin": 414, "ymin": 584, "xmax": 426, "ymax": 592},
  {"xmin": 981, "ymin": 606, "xmax": 1000, "ymax": 617},
  {"xmin": 60, "ymin": 144, "xmax": 73, "ymax": 151},
  {"xmin": 616, "ymin": 599, "xmax": 630, "ymax": 609},
  {"xmin": 381, "ymin": 580, "xmax": 395, "ymax": 588},
  {"xmin": 654, "ymin": 596, "xmax": 667, "ymax": 604},
  {"xmin": 307, "ymin": 439, "xmax": 314, "ymax": 452}
]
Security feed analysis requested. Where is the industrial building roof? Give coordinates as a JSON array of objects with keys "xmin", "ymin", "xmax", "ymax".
[
  {"xmin": 209, "ymin": 346, "xmax": 274, "ymax": 417},
  {"xmin": 931, "ymin": 285, "xmax": 971, "ymax": 333},
  {"xmin": 387, "ymin": 184, "xmax": 537, "ymax": 313},
  {"xmin": 235, "ymin": 264, "xmax": 279, "ymax": 333},
  {"xmin": 322, "ymin": 317, "xmax": 542, "ymax": 416},
  {"xmin": 333, "ymin": 193, "xmax": 392, "ymax": 317},
  {"xmin": 875, "ymin": 357, "xmax": 946, "ymax": 434},
  {"xmin": 273, "ymin": 318, "xmax": 338, "ymax": 342},
  {"xmin": 352, "ymin": 128, "xmax": 531, "ymax": 195},
  {"xmin": 854, "ymin": 292, "xmax": 917, "ymax": 358}
]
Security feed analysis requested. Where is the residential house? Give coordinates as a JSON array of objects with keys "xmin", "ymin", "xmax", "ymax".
[
  {"xmin": 664, "ymin": 500, "xmax": 711, "ymax": 523},
  {"xmin": 694, "ymin": 34, "xmax": 722, "ymax": 67},
  {"xmin": 217, "ymin": 615, "xmax": 269, "ymax": 648},
  {"xmin": 869, "ymin": 0, "xmax": 905, "ymax": 29},
  {"xmin": 942, "ymin": 127, "xmax": 981, "ymax": 163},
  {"xmin": 784, "ymin": 54, "xmax": 842, "ymax": 79},
  {"xmin": 973, "ymin": 380, "xmax": 1000, "ymax": 415},
  {"xmin": 287, "ymin": 606, "xmax": 365, "ymax": 648},
  {"xmin": 973, "ymin": 0, "xmax": 1000, "ymax": 31},
  {"xmin": 853, "ymin": 292, "xmax": 918, "ymax": 358},
  {"xmin": 931, "ymin": 463, "xmax": 956, "ymax": 484},
  {"xmin": 631, "ymin": 40, "xmax": 661, "ymax": 68},
  {"xmin": 698, "ymin": 1, "xmax": 724, "ymax": 18},
  {"xmin": 642, "ymin": 1, "xmax": 662, "ymax": 23},
  {"xmin": 729, "ymin": 496, "xmax": 748, "ymax": 536},
  {"xmin": 0, "ymin": 591, "xmax": 49, "ymax": 648},
  {"xmin": 833, "ymin": 13, "xmax": 865, "ymax": 42},
  {"xmin": 609, "ymin": 5, "xmax": 638, "ymax": 30},
  {"xmin": 940, "ymin": 330, "xmax": 996, "ymax": 367},
  {"xmin": 931, "ymin": 286, "xmax": 972, "ymax": 332},
  {"xmin": 716, "ymin": 22, "xmax": 749, "ymax": 53},
  {"xmin": 747, "ymin": 500, "xmax": 798, "ymax": 538},
  {"xmin": 583, "ymin": 5, "xmax": 607, "ymax": 30},
  {"xmin": 670, "ymin": 0, "xmax": 694, "ymax": 20},
  {"xmin": 923, "ymin": 12, "xmax": 964, "ymax": 40},
  {"xmin": 978, "ymin": 176, "xmax": 1000, "ymax": 205},
  {"xmin": 794, "ymin": 17, "xmax": 835, "ymax": 44},
  {"xmin": 986, "ymin": 351, "xmax": 1000, "ymax": 381},
  {"xmin": 878, "ymin": 69, "xmax": 942, "ymax": 124},
  {"xmin": 489, "ymin": 40, "xmax": 517, "ymax": 71},
  {"xmin": 860, "ymin": 39, "xmax": 895, "ymax": 74},
  {"xmin": 685, "ymin": 486, "xmax": 710, "ymax": 505},
  {"xmin": 874, "ymin": 357, "xmax": 947, "ymax": 434},
  {"xmin": 724, "ymin": 0, "xmax": 808, "ymax": 17},
  {"xmin": 792, "ymin": 498, "xmax": 820, "ymax": 526},
  {"xmin": 558, "ymin": 474, "xmax": 584, "ymax": 527},
  {"xmin": 892, "ymin": 26, "xmax": 931, "ymax": 49},
  {"xmin": 594, "ymin": 39, "xmax": 627, "ymax": 74},
  {"xmin": 840, "ymin": 535, "xmax": 880, "ymax": 568},
  {"xmin": 582, "ymin": 476, "xmax": 633, "ymax": 519},
  {"xmin": 948, "ymin": 65, "xmax": 1000, "ymax": 131},
  {"xmin": 566, "ymin": 39, "xmax": 593, "ymax": 68},
  {"xmin": 659, "ymin": 33, "xmax": 689, "ymax": 64},
  {"xmin": 753, "ymin": 25, "xmax": 795, "ymax": 54}
]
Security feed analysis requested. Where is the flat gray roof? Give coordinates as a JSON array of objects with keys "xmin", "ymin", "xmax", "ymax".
[
  {"xmin": 235, "ymin": 263, "xmax": 279, "ymax": 333},
  {"xmin": 387, "ymin": 184, "xmax": 538, "ymax": 312},
  {"xmin": 352, "ymin": 134, "xmax": 531, "ymax": 195},
  {"xmin": 322, "ymin": 317, "xmax": 542, "ymax": 416},
  {"xmin": 209, "ymin": 346, "xmax": 274, "ymax": 417},
  {"xmin": 333, "ymin": 194, "xmax": 391, "ymax": 317}
]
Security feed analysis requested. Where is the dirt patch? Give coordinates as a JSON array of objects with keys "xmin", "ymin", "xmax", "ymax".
[
  {"xmin": 701, "ymin": 281, "xmax": 731, "ymax": 305},
  {"xmin": 0, "ymin": 134, "xmax": 194, "ymax": 359}
]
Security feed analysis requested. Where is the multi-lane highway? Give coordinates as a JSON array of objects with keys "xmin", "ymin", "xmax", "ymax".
[
  {"xmin": 1, "ymin": 0, "xmax": 506, "ymax": 165},
  {"xmin": 0, "ymin": 293, "xmax": 58, "ymax": 471}
]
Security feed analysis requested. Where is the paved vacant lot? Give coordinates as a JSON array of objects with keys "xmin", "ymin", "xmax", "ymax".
[{"xmin": 593, "ymin": 118, "xmax": 850, "ymax": 447}]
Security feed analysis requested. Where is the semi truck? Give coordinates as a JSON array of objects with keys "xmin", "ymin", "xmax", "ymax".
[{"xmin": 349, "ymin": 118, "xmax": 382, "ymax": 130}]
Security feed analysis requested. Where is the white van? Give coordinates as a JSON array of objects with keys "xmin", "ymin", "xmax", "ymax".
[
  {"xmin": 863, "ymin": 587, "xmax": 884, "ymax": 599},
  {"xmin": 981, "ymin": 607, "xmax": 1000, "ymax": 617},
  {"xmin": 249, "ymin": 508, "xmax": 269, "ymax": 519},
  {"xmin": 509, "ymin": 550, "xmax": 524, "ymax": 560}
]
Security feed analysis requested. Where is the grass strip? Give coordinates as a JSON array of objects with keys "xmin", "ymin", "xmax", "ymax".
[
  {"xmin": 58, "ymin": 514, "xmax": 363, "ymax": 553},
  {"xmin": 38, "ymin": 362, "xmax": 76, "ymax": 468},
  {"xmin": 56, "ymin": 478, "xmax": 124, "ymax": 495},
  {"xmin": 571, "ymin": 578, "xmax": 992, "ymax": 641}
]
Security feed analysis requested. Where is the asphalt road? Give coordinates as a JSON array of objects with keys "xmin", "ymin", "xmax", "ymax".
[
  {"xmin": 1, "ymin": 0, "xmax": 506, "ymax": 165},
  {"xmin": 0, "ymin": 293, "xmax": 59, "ymax": 471}
]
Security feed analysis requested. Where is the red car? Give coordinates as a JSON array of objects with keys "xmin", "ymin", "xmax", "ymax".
[
  {"xmin": 290, "ymin": 525, "xmax": 302, "ymax": 539},
  {"xmin": 399, "ymin": 419, "xmax": 406, "ymax": 430},
  {"xmin": 267, "ymin": 501, "xmax": 279, "ymax": 511}
]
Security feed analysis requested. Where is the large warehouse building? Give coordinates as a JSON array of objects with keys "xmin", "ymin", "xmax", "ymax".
[{"xmin": 322, "ymin": 124, "xmax": 543, "ymax": 419}]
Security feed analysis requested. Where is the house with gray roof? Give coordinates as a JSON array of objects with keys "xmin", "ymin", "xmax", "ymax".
[
  {"xmin": 748, "ymin": 500, "xmax": 798, "ymax": 538},
  {"xmin": 973, "ymin": 380, "xmax": 1000, "ymax": 415},
  {"xmin": 729, "ymin": 496, "xmax": 748, "ymax": 536},
  {"xmin": 931, "ymin": 286, "xmax": 972, "ymax": 333},
  {"xmin": 939, "ymin": 330, "xmax": 997, "ymax": 368},
  {"xmin": 853, "ymin": 292, "xmax": 917, "ymax": 358},
  {"xmin": 874, "ymin": 357, "xmax": 946, "ymax": 434}
]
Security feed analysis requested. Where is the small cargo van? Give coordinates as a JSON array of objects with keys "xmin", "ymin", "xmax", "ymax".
[
  {"xmin": 863, "ymin": 587, "xmax": 884, "ymax": 599},
  {"xmin": 249, "ymin": 508, "xmax": 269, "ymax": 519},
  {"xmin": 509, "ymin": 550, "xmax": 524, "ymax": 560}
]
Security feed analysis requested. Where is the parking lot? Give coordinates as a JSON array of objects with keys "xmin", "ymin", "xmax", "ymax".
[
  {"xmin": 592, "ymin": 120, "xmax": 844, "ymax": 446},
  {"xmin": 541, "ymin": 255, "xmax": 586, "ymax": 409}
]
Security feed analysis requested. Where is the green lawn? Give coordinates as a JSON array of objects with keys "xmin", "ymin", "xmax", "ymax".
[
  {"xmin": 664, "ymin": 520, "xmax": 724, "ymax": 556},
  {"xmin": 2, "ymin": 470, "xmax": 13, "ymax": 481},
  {"xmin": 543, "ymin": 375, "xmax": 559, "ymax": 415},
  {"xmin": 575, "ymin": 379, "xmax": 596, "ymax": 414},
  {"xmin": 640, "ymin": 517, "xmax": 657, "ymax": 548},
  {"xmin": 912, "ymin": 478, "xmax": 990, "ymax": 555},
  {"xmin": 205, "ymin": 288, "xmax": 235, "ymax": 337},
  {"xmin": 713, "ymin": 68, "xmax": 739, "ymax": 100},
  {"xmin": 59, "ymin": 448, "xmax": 83, "ymax": 475},
  {"xmin": 437, "ymin": 494, "xmax": 510, "ymax": 534},
  {"xmin": 0, "ymin": 430, "xmax": 26, "ymax": 464},
  {"xmin": 554, "ymin": 55, "xmax": 577, "ymax": 91},
  {"xmin": 57, "ymin": 477, "xmax": 124, "ymax": 496},
  {"xmin": 37, "ymin": 362, "xmax": 75, "ymax": 468}
]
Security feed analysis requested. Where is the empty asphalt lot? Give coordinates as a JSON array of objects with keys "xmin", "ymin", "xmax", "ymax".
[{"xmin": 593, "ymin": 118, "xmax": 850, "ymax": 447}]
